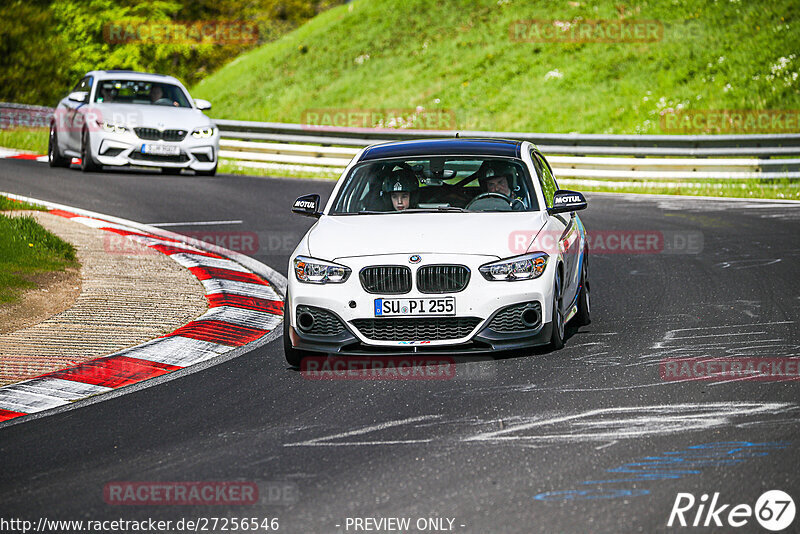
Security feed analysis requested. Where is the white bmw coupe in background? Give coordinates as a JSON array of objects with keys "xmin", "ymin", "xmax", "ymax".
[
  {"xmin": 48, "ymin": 70, "xmax": 219, "ymax": 176},
  {"xmin": 284, "ymin": 138, "xmax": 591, "ymax": 366}
]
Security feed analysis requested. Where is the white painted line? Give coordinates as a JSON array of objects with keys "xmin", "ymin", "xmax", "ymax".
[
  {"xmin": 70, "ymin": 216, "xmax": 140, "ymax": 233},
  {"xmin": 148, "ymin": 220, "xmax": 244, "ymax": 227},
  {"xmin": 115, "ymin": 337, "xmax": 230, "ymax": 367},
  {"xmin": 669, "ymin": 331, "xmax": 766, "ymax": 340},
  {"xmin": 285, "ymin": 415, "xmax": 442, "ymax": 447},
  {"xmin": 464, "ymin": 402, "xmax": 794, "ymax": 443},
  {"xmin": 201, "ymin": 279, "xmax": 280, "ymax": 300},
  {"xmin": 198, "ymin": 306, "xmax": 282, "ymax": 330},
  {"xmin": 595, "ymin": 440, "xmax": 618, "ymax": 450},
  {"xmin": 170, "ymin": 253, "xmax": 251, "ymax": 273}
]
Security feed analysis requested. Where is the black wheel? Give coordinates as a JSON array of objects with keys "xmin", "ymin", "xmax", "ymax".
[
  {"xmin": 80, "ymin": 128, "xmax": 100, "ymax": 172},
  {"xmin": 283, "ymin": 297, "xmax": 314, "ymax": 367},
  {"xmin": 161, "ymin": 167, "xmax": 183, "ymax": 175},
  {"xmin": 195, "ymin": 163, "xmax": 217, "ymax": 177},
  {"xmin": 549, "ymin": 270, "xmax": 565, "ymax": 349},
  {"xmin": 48, "ymin": 124, "xmax": 70, "ymax": 168},
  {"xmin": 574, "ymin": 250, "xmax": 591, "ymax": 326}
]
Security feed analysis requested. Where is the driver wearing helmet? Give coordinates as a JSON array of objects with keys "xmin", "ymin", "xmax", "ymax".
[
  {"xmin": 478, "ymin": 161, "xmax": 527, "ymax": 210},
  {"xmin": 382, "ymin": 168, "xmax": 419, "ymax": 211}
]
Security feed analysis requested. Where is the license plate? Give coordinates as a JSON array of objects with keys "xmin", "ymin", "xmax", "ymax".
[
  {"xmin": 374, "ymin": 297, "xmax": 455, "ymax": 317},
  {"xmin": 141, "ymin": 143, "xmax": 180, "ymax": 156}
]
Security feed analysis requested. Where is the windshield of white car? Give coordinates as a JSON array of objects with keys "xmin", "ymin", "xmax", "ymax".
[
  {"xmin": 93, "ymin": 80, "xmax": 192, "ymax": 108},
  {"xmin": 330, "ymin": 157, "xmax": 539, "ymax": 214}
]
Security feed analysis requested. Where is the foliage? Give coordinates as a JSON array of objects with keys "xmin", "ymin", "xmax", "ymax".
[
  {"xmin": 0, "ymin": 0, "xmax": 343, "ymax": 106},
  {"xmin": 194, "ymin": 0, "xmax": 800, "ymax": 134}
]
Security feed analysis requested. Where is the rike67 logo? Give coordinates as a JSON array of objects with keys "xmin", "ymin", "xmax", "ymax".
[{"xmin": 668, "ymin": 490, "xmax": 795, "ymax": 531}]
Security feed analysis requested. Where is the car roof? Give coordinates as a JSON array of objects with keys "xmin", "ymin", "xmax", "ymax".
[
  {"xmin": 359, "ymin": 138, "xmax": 523, "ymax": 161},
  {"xmin": 86, "ymin": 70, "xmax": 182, "ymax": 84}
]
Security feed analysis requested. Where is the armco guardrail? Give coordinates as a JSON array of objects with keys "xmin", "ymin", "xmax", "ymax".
[{"xmin": 3, "ymin": 102, "xmax": 800, "ymax": 180}]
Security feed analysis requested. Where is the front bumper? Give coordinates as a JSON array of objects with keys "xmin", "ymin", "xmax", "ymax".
[
  {"xmin": 88, "ymin": 129, "xmax": 219, "ymax": 171},
  {"xmin": 289, "ymin": 317, "xmax": 553, "ymax": 356},
  {"xmin": 287, "ymin": 253, "xmax": 556, "ymax": 355}
]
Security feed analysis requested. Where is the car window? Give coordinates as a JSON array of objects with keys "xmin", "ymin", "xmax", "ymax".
[
  {"xmin": 330, "ymin": 156, "xmax": 539, "ymax": 214},
  {"xmin": 531, "ymin": 150, "xmax": 558, "ymax": 208},
  {"xmin": 93, "ymin": 80, "xmax": 191, "ymax": 107},
  {"xmin": 72, "ymin": 76, "xmax": 93, "ymax": 93}
]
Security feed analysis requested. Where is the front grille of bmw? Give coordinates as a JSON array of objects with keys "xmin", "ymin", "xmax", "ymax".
[
  {"xmin": 134, "ymin": 128, "xmax": 188, "ymax": 141},
  {"xmin": 360, "ymin": 264, "xmax": 470, "ymax": 294},
  {"xmin": 416, "ymin": 265, "xmax": 470, "ymax": 293},
  {"xmin": 351, "ymin": 317, "xmax": 481, "ymax": 341},
  {"xmin": 360, "ymin": 266, "xmax": 412, "ymax": 294}
]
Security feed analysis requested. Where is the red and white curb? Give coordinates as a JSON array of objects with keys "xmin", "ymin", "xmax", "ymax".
[
  {"xmin": 0, "ymin": 194, "xmax": 286, "ymax": 426},
  {"xmin": 0, "ymin": 147, "xmax": 47, "ymax": 162}
]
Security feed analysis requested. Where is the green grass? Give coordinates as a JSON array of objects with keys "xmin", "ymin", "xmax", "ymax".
[
  {"xmin": 0, "ymin": 128, "xmax": 47, "ymax": 154},
  {"xmin": 219, "ymin": 160, "xmax": 341, "ymax": 181},
  {"xmin": 560, "ymin": 178, "xmax": 800, "ymax": 200},
  {"xmin": 0, "ymin": 195, "xmax": 46, "ymax": 211},
  {"xmin": 193, "ymin": 0, "xmax": 800, "ymax": 134},
  {"xmin": 0, "ymin": 212, "xmax": 77, "ymax": 304}
]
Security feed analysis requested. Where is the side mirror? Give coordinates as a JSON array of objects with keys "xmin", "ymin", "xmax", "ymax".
[
  {"xmin": 292, "ymin": 194, "xmax": 322, "ymax": 218},
  {"xmin": 68, "ymin": 91, "xmax": 89, "ymax": 104},
  {"xmin": 548, "ymin": 190, "xmax": 587, "ymax": 215},
  {"xmin": 194, "ymin": 99, "xmax": 212, "ymax": 111}
]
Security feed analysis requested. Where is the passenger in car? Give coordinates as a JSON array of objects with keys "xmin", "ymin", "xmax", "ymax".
[
  {"xmin": 382, "ymin": 168, "xmax": 419, "ymax": 211},
  {"xmin": 98, "ymin": 86, "xmax": 115, "ymax": 103}
]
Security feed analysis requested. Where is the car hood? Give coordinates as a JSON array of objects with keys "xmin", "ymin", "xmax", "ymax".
[
  {"xmin": 307, "ymin": 212, "xmax": 549, "ymax": 261},
  {"xmin": 88, "ymin": 103, "xmax": 213, "ymax": 130}
]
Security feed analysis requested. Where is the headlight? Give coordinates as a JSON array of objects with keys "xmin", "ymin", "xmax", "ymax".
[
  {"xmin": 479, "ymin": 252, "xmax": 548, "ymax": 281},
  {"xmin": 293, "ymin": 255, "xmax": 351, "ymax": 284},
  {"xmin": 191, "ymin": 127, "xmax": 215, "ymax": 138},
  {"xmin": 98, "ymin": 121, "xmax": 127, "ymax": 133}
]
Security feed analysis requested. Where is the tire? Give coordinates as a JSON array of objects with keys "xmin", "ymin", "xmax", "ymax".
[
  {"xmin": 195, "ymin": 163, "xmax": 217, "ymax": 177},
  {"xmin": 549, "ymin": 270, "xmax": 565, "ymax": 349},
  {"xmin": 48, "ymin": 124, "xmax": 70, "ymax": 168},
  {"xmin": 80, "ymin": 128, "xmax": 100, "ymax": 172},
  {"xmin": 574, "ymin": 250, "xmax": 591, "ymax": 326},
  {"xmin": 283, "ymin": 297, "xmax": 314, "ymax": 367}
]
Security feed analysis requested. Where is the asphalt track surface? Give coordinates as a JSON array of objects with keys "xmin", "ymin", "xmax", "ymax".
[{"xmin": 1, "ymin": 159, "xmax": 799, "ymax": 534}]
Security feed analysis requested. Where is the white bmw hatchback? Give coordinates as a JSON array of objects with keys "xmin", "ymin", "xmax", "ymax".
[
  {"xmin": 284, "ymin": 138, "xmax": 590, "ymax": 366},
  {"xmin": 48, "ymin": 70, "xmax": 219, "ymax": 175}
]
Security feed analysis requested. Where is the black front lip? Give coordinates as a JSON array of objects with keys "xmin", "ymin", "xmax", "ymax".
[{"xmin": 290, "ymin": 313, "xmax": 552, "ymax": 356}]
